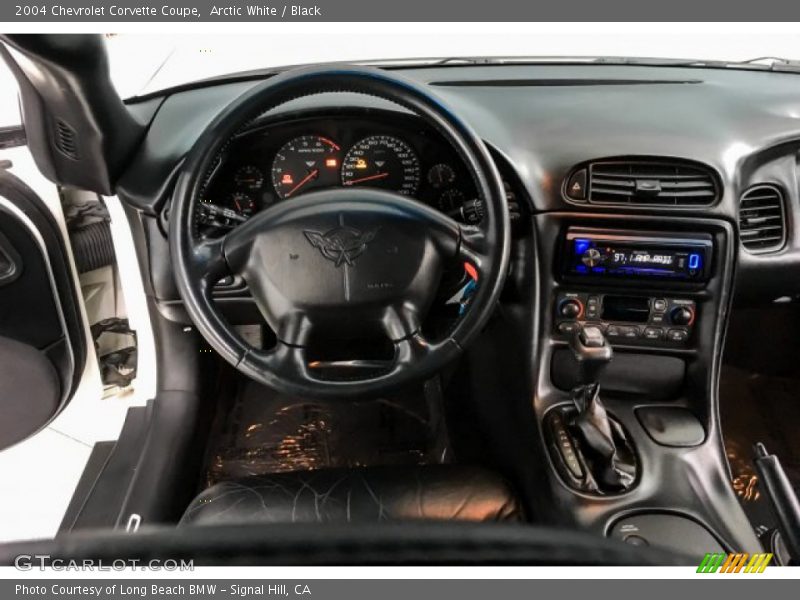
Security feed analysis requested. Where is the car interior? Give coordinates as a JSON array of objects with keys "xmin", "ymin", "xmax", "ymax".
[{"xmin": 0, "ymin": 33, "xmax": 799, "ymax": 566}]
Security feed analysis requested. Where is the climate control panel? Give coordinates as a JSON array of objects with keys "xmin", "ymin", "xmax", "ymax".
[{"xmin": 554, "ymin": 292, "xmax": 696, "ymax": 346}]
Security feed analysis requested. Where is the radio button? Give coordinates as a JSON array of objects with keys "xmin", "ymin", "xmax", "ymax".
[
  {"xmin": 643, "ymin": 327, "xmax": 664, "ymax": 341},
  {"xmin": 667, "ymin": 328, "xmax": 690, "ymax": 343}
]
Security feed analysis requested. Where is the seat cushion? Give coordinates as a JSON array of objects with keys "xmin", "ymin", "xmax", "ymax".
[{"xmin": 180, "ymin": 465, "xmax": 522, "ymax": 526}]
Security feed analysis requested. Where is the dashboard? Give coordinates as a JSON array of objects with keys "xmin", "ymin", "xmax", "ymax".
[
  {"xmin": 117, "ymin": 63, "xmax": 800, "ymax": 303},
  {"xmin": 195, "ymin": 113, "xmax": 483, "ymax": 237}
]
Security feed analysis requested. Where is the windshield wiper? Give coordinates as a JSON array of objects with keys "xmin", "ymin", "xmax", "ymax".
[
  {"xmin": 589, "ymin": 56, "xmax": 800, "ymax": 72},
  {"xmin": 736, "ymin": 56, "xmax": 800, "ymax": 71},
  {"xmin": 428, "ymin": 56, "xmax": 800, "ymax": 72},
  {"xmin": 431, "ymin": 57, "xmax": 505, "ymax": 66}
]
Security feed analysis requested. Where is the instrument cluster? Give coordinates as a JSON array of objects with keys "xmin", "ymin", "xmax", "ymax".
[{"xmin": 196, "ymin": 114, "xmax": 482, "ymax": 236}]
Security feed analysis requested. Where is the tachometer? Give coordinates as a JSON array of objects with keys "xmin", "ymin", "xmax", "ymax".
[
  {"xmin": 271, "ymin": 135, "xmax": 342, "ymax": 199},
  {"xmin": 341, "ymin": 135, "xmax": 420, "ymax": 195}
]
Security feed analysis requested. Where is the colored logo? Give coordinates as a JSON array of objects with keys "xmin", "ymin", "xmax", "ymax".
[
  {"xmin": 697, "ymin": 552, "xmax": 773, "ymax": 573},
  {"xmin": 303, "ymin": 226, "xmax": 378, "ymax": 267}
]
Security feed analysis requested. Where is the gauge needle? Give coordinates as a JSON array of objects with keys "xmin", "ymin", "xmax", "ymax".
[
  {"xmin": 344, "ymin": 172, "xmax": 389, "ymax": 186},
  {"xmin": 285, "ymin": 169, "xmax": 319, "ymax": 197}
]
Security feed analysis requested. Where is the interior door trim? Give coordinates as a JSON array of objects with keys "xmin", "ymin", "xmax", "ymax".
[{"xmin": 0, "ymin": 190, "xmax": 75, "ymax": 412}]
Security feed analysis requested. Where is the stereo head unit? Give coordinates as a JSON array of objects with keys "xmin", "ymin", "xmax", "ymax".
[{"xmin": 563, "ymin": 227, "xmax": 713, "ymax": 282}]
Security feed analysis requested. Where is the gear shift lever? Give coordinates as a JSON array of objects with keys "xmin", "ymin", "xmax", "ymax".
[
  {"xmin": 570, "ymin": 325, "xmax": 613, "ymax": 387},
  {"xmin": 567, "ymin": 326, "xmax": 637, "ymax": 493}
]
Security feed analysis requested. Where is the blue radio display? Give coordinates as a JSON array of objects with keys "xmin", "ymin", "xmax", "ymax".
[{"xmin": 567, "ymin": 231, "xmax": 711, "ymax": 281}]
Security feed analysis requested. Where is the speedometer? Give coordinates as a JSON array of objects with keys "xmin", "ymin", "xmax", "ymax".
[
  {"xmin": 341, "ymin": 135, "xmax": 420, "ymax": 196},
  {"xmin": 271, "ymin": 135, "xmax": 342, "ymax": 199}
]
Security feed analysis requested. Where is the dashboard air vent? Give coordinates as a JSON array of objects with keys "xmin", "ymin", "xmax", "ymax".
[
  {"xmin": 566, "ymin": 159, "xmax": 719, "ymax": 207},
  {"xmin": 54, "ymin": 119, "xmax": 79, "ymax": 160},
  {"xmin": 738, "ymin": 184, "xmax": 786, "ymax": 253}
]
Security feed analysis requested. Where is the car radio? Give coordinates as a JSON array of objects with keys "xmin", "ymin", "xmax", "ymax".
[
  {"xmin": 563, "ymin": 227, "xmax": 713, "ymax": 282},
  {"xmin": 554, "ymin": 292, "xmax": 696, "ymax": 345}
]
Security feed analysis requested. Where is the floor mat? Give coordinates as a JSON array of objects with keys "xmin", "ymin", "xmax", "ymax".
[
  {"xmin": 719, "ymin": 365, "xmax": 800, "ymax": 536},
  {"xmin": 205, "ymin": 381, "xmax": 445, "ymax": 487}
]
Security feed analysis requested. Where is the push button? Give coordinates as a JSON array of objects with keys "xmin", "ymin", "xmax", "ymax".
[
  {"xmin": 586, "ymin": 295, "xmax": 600, "ymax": 318},
  {"xmin": 566, "ymin": 168, "xmax": 588, "ymax": 200},
  {"xmin": 650, "ymin": 313, "xmax": 666, "ymax": 325},
  {"xmin": 643, "ymin": 327, "xmax": 664, "ymax": 341},
  {"xmin": 557, "ymin": 321, "xmax": 579, "ymax": 335},
  {"xmin": 652, "ymin": 298, "xmax": 667, "ymax": 312},
  {"xmin": 621, "ymin": 326, "xmax": 640, "ymax": 339},
  {"xmin": 606, "ymin": 325, "xmax": 623, "ymax": 338},
  {"xmin": 623, "ymin": 534, "xmax": 649, "ymax": 547},
  {"xmin": 667, "ymin": 328, "xmax": 689, "ymax": 343}
]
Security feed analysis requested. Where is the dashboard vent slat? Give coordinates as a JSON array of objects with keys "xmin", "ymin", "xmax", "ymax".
[
  {"xmin": 569, "ymin": 159, "xmax": 721, "ymax": 207},
  {"xmin": 738, "ymin": 184, "xmax": 786, "ymax": 253},
  {"xmin": 54, "ymin": 119, "xmax": 79, "ymax": 160}
]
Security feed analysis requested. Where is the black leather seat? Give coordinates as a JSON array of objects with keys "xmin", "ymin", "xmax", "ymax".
[{"xmin": 180, "ymin": 465, "xmax": 522, "ymax": 526}]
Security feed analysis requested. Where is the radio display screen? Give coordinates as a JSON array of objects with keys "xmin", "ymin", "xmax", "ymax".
[{"xmin": 565, "ymin": 229, "xmax": 712, "ymax": 281}]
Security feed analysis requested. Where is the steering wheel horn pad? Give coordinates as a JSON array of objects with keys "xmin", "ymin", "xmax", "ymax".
[
  {"xmin": 223, "ymin": 188, "xmax": 459, "ymax": 346},
  {"xmin": 170, "ymin": 65, "xmax": 511, "ymax": 398}
]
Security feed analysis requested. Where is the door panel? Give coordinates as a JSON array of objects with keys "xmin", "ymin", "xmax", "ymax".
[{"xmin": 0, "ymin": 166, "xmax": 86, "ymax": 450}]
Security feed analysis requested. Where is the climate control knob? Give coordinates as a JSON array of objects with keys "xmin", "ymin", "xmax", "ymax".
[
  {"xmin": 670, "ymin": 306, "xmax": 694, "ymax": 326},
  {"xmin": 559, "ymin": 299, "xmax": 583, "ymax": 319}
]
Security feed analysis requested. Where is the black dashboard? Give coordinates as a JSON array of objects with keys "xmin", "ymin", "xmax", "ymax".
[{"xmin": 116, "ymin": 63, "xmax": 800, "ymax": 305}]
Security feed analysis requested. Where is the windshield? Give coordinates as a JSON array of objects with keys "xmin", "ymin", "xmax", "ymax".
[{"xmin": 106, "ymin": 29, "xmax": 800, "ymax": 98}]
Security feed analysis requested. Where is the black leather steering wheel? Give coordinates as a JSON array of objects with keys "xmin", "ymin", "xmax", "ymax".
[{"xmin": 170, "ymin": 66, "xmax": 510, "ymax": 398}]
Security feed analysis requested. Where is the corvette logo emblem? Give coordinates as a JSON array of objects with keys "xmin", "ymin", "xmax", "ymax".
[{"xmin": 304, "ymin": 225, "xmax": 378, "ymax": 267}]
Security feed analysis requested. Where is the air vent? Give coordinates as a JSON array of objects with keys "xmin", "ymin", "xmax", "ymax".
[
  {"xmin": 566, "ymin": 160, "xmax": 720, "ymax": 207},
  {"xmin": 53, "ymin": 119, "xmax": 79, "ymax": 160},
  {"xmin": 738, "ymin": 184, "xmax": 786, "ymax": 253}
]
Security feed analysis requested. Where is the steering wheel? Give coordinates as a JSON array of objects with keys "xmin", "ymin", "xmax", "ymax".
[{"xmin": 170, "ymin": 66, "xmax": 511, "ymax": 398}]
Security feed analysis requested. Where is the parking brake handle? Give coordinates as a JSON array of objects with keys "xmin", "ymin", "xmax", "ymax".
[{"xmin": 753, "ymin": 443, "xmax": 800, "ymax": 565}]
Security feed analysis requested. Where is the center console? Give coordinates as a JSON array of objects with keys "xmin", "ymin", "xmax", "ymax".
[
  {"xmin": 555, "ymin": 227, "xmax": 709, "ymax": 346},
  {"xmin": 532, "ymin": 212, "xmax": 760, "ymax": 559},
  {"xmin": 555, "ymin": 292, "xmax": 696, "ymax": 345}
]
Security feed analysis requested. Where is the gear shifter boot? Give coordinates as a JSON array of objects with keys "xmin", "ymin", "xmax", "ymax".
[
  {"xmin": 544, "ymin": 326, "xmax": 637, "ymax": 494},
  {"xmin": 570, "ymin": 383, "xmax": 637, "ymax": 492}
]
